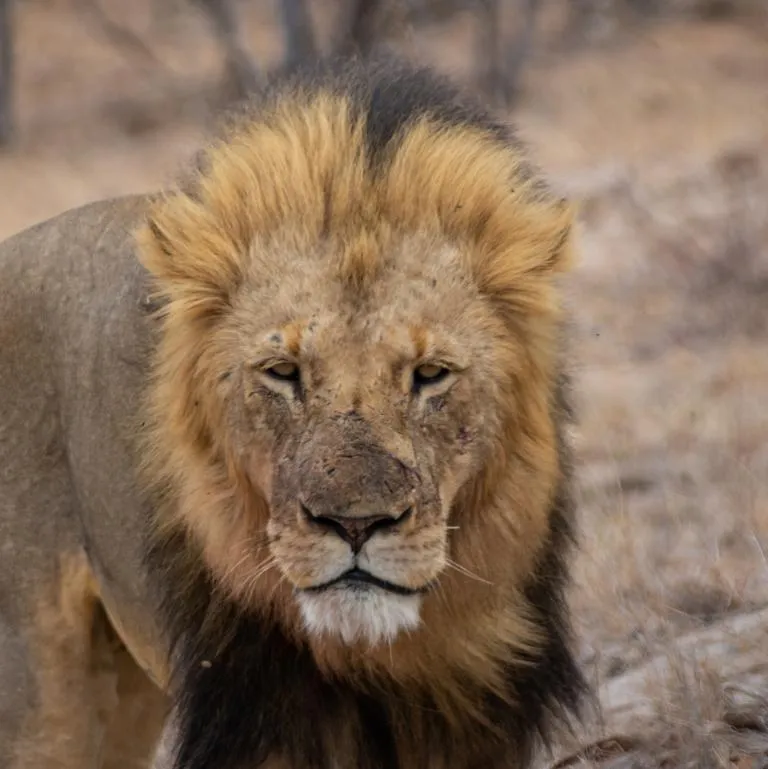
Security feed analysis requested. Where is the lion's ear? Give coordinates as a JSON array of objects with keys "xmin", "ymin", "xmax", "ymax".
[
  {"xmin": 145, "ymin": 217, "xmax": 174, "ymax": 260},
  {"xmin": 469, "ymin": 187, "xmax": 577, "ymax": 327},
  {"xmin": 516, "ymin": 194, "xmax": 578, "ymax": 277},
  {"xmin": 137, "ymin": 288, "xmax": 168, "ymax": 317},
  {"xmin": 540, "ymin": 198, "xmax": 577, "ymax": 276},
  {"xmin": 135, "ymin": 196, "xmax": 244, "ymax": 320}
]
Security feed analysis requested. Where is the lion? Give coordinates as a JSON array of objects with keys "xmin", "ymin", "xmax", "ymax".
[{"xmin": 0, "ymin": 58, "xmax": 585, "ymax": 769}]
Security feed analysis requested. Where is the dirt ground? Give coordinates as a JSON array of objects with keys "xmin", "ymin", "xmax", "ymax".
[{"xmin": 1, "ymin": 1, "xmax": 767, "ymax": 766}]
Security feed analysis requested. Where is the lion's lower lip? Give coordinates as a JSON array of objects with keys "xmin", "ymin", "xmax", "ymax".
[{"xmin": 303, "ymin": 568, "xmax": 424, "ymax": 597}]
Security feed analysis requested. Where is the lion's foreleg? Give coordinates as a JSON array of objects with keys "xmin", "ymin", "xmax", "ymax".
[{"xmin": 0, "ymin": 553, "xmax": 120, "ymax": 769}]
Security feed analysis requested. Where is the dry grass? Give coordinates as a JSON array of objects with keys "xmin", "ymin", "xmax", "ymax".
[
  {"xmin": 548, "ymin": 139, "xmax": 768, "ymax": 769},
  {"xmin": 1, "ymin": 2, "xmax": 766, "ymax": 767}
]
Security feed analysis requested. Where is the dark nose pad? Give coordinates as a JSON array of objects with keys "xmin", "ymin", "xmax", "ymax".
[{"xmin": 302, "ymin": 505, "xmax": 412, "ymax": 554}]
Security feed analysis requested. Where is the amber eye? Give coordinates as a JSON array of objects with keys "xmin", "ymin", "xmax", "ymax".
[
  {"xmin": 413, "ymin": 363, "xmax": 450, "ymax": 390},
  {"xmin": 265, "ymin": 361, "xmax": 300, "ymax": 383}
]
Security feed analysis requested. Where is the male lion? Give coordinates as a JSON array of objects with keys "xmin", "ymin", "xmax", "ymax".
[{"xmin": 0, "ymin": 58, "xmax": 585, "ymax": 769}]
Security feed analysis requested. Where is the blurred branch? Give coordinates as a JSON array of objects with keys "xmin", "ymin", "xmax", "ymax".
[
  {"xmin": 0, "ymin": 0, "xmax": 13, "ymax": 146},
  {"xmin": 504, "ymin": 0, "xmax": 539, "ymax": 100},
  {"xmin": 194, "ymin": 0, "xmax": 262, "ymax": 98},
  {"xmin": 334, "ymin": 0, "xmax": 386, "ymax": 58},
  {"xmin": 279, "ymin": 0, "xmax": 318, "ymax": 71},
  {"xmin": 476, "ymin": 0, "xmax": 539, "ymax": 104},
  {"xmin": 75, "ymin": 0, "xmax": 172, "ymax": 76},
  {"xmin": 476, "ymin": 0, "xmax": 540, "ymax": 106}
]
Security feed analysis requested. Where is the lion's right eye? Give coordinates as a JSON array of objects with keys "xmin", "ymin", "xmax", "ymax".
[
  {"xmin": 412, "ymin": 363, "xmax": 451, "ymax": 391},
  {"xmin": 265, "ymin": 361, "xmax": 300, "ymax": 383}
]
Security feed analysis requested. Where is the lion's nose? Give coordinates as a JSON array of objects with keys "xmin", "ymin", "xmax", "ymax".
[{"xmin": 302, "ymin": 505, "xmax": 412, "ymax": 554}]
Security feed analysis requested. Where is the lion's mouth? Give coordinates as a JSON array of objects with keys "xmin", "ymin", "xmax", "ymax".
[{"xmin": 303, "ymin": 567, "xmax": 425, "ymax": 597}]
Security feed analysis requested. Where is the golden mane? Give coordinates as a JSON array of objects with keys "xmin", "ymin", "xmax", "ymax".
[{"xmin": 136, "ymin": 59, "xmax": 583, "ymax": 769}]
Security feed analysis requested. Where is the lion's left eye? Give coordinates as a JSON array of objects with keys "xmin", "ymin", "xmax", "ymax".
[{"xmin": 413, "ymin": 364, "xmax": 450, "ymax": 390}]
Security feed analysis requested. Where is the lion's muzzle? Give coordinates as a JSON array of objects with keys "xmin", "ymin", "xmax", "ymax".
[{"xmin": 268, "ymin": 413, "xmax": 443, "ymax": 644}]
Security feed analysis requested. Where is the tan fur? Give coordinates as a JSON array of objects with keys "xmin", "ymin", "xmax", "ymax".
[
  {"xmin": 0, "ymin": 191, "xmax": 175, "ymax": 768},
  {"xmin": 137, "ymin": 89, "xmax": 574, "ymax": 727},
  {"xmin": 100, "ymin": 650, "xmax": 168, "ymax": 769},
  {"xmin": 11, "ymin": 554, "xmax": 116, "ymax": 768}
]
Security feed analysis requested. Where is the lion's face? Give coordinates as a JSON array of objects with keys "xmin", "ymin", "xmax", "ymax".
[
  {"xmin": 140, "ymin": 96, "xmax": 572, "ymax": 654},
  {"xmin": 214, "ymin": 233, "xmax": 510, "ymax": 645}
]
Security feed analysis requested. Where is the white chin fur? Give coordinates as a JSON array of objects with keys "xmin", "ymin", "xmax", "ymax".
[{"xmin": 296, "ymin": 587, "xmax": 422, "ymax": 646}]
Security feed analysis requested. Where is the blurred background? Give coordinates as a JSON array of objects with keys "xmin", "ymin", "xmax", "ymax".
[{"xmin": 1, "ymin": 1, "xmax": 766, "ymax": 766}]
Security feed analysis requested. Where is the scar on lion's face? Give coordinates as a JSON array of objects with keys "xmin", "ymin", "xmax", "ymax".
[{"xmin": 208, "ymin": 234, "xmax": 509, "ymax": 644}]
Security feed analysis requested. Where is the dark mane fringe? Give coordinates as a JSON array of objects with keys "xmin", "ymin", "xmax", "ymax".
[
  {"xmin": 183, "ymin": 52, "xmax": 547, "ymax": 199},
  {"xmin": 142, "ymin": 56, "xmax": 586, "ymax": 769}
]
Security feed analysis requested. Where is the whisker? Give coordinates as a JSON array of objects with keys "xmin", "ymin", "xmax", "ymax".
[
  {"xmin": 445, "ymin": 559, "xmax": 494, "ymax": 586},
  {"xmin": 219, "ymin": 532, "xmax": 271, "ymax": 582},
  {"xmin": 235, "ymin": 554, "xmax": 277, "ymax": 590},
  {"xmin": 433, "ymin": 579, "xmax": 450, "ymax": 607},
  {"xmin": 264, "ymin": 573, "xmax": 289, "ymax": 604},
  {"xmin": 246, "ymin": 555, "xmax": 278, "ymax": 585},
  {"xmin": 241, "ymin": 557, "xmax": 281, "ymax": 603},
  {"xmin": 243, "ymin": 532, "xmax": 272, "ymax": 549},
  {"xmin": 221, "ymin": 551, "xmax": 257, "ymax": 583}
]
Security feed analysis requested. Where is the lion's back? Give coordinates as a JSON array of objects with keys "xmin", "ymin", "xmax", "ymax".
[
  {"xmin": 0, "ymin": 195, "xmax": 152, "ymax": 453},
  {"xmin": 0, "ymin": 195, "xmax": 160, "ymax": 624}
]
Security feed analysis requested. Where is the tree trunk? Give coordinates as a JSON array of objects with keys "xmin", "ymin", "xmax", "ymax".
[
  {"xmin": 0, "ymin": 0, "xmax": 13, "ymax": 146},
  {"xmin": 599, "ymin": 607, "xmax": 768, "ymax": 734},
  {"xmin": 550, "ymin": 607, "xmax": 768, "ymax": 766}
]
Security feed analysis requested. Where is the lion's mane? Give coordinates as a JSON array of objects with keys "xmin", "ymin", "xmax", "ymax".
[{"xmin": 137, "ymin": 57, "xmax": 586, "ymax": 769}]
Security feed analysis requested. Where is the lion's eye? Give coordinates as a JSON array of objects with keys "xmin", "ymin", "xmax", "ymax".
[
  {"xmin": 265, "ymin": 361, "xmax": 300, "ymax": 382},
  {"xmin": 413, "ymin": 364, "xmax": 450, "ymax": 390}
]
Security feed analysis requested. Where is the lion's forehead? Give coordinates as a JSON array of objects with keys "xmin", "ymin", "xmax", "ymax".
[{"xmin": 242, "ymin": 232, "xmax": 477, "ymax": 321}]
